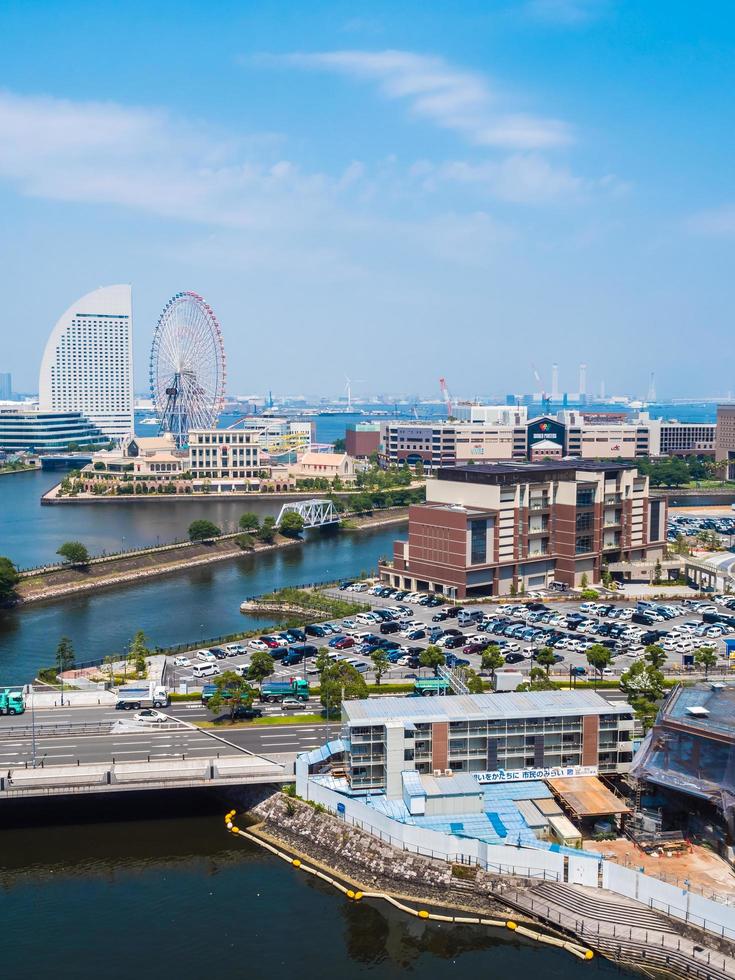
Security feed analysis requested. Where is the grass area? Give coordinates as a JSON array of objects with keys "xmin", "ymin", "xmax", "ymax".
[
  {"xmin": 196, "ymin": 713, "xmax": 326, "ymax": 728},
  {"xmin": 254, "ymin": 587, "xmax": 369, "ymax": 618}
]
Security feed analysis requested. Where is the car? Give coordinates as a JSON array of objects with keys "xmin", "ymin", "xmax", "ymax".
[
  {"xmin": 445, "ymin": 654, "xmax": 470, "ymax": 668},
  {"xmin": 380, "ymin": 621, "xmax": 402, "ymax": 635},
  {"xmin": 225, "ymin": 644, "xmax": 245, "ymax": 657},
  {"xmin": 305, "ymin": 624, "xmax": 328, "ymax": 637},
  {"xmin": 504, "ymin": 652, "xmax": 526, "ymax": 664},
  {"xmin": 285, "ymin": 628, "xmax": 306, "ymax": 642},
  {"xmin": 328, "ymin": 634, "xmax": 346, "ymax": 647},
  {"xmin": 196, "ymin": 649, "xmax": 216, "ymax": 663},
  {"xmin": 133, "ymin": 709, "xmax": 168, "ymax": 723},
  {"xmin": 432, "ymin": 611, "xmax": 450, "ymax": 622},
  {"xmin": 209, "ymin": 646, "xmax": 227, "ymax": 660},
  {"xmin": 442, "ymin": 634, "xmax": 466, "ymax": 649},
  {"xmin": 355, "ymin": 613, "xmax": 377, "ymax": 625},
  {"xmin": 281, "ymin": 697, "xmax": 306, "ymax": 709},
  {"xmin": 259, "ymin": 635, "xmax": 282, "ymax": 648},
  {"xmin": 232, "ymin": 704, "xmax": 264, "ymax": 719},
  {"xmin": 173, "ymin": 656, "xmax": 191, "ymax": 667},
  {"xmin": 463, "ymin": 642, "xmax": 488, "ymax": 655},
  {"xmin": 270, "ymin": 646, "xmax": 289, "ymax": 660},
  {"xmin": 333, "ymin": 636, "xmax": 356, "ymax": 650},
  {"xmin": 338, "ymin": 581, "xmax": 355, "ymax": 591},
  {"xmin": 405, "ymin": 629, "xmax": 426, "ymax": 641},
  {"xmin": 248, "ymin": 639, "xmax": 269, "ymax": 651}
]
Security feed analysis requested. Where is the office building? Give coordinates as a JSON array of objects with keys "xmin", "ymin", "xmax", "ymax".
[
  {"xmin": 345, "ymin": 421, "xmax": 381, "ymax": 458},
  {"xmin": 0, "ymin": 409, "xmax": 107, "ymax": 453},
  {"xmin": 188, "ymin": 428, "xmax": 264, "ymax": 482},
  {"xmin": 715, "ymin": 405, "xmax": 735, "ymax": 480},
  {"xmin": 380, "ymin": 460, "xmax": 666, "ymax": 596},
  {"xmin": 335, "ymin": 690, "xmax": 634, "ymax": 796},
  {"xmin": 0, "ymin": 373, "xmax": 11, "ymax": 400},
  {"xmin": 39, "ymin": 285, "xmax": 134, "ymax": 441}
]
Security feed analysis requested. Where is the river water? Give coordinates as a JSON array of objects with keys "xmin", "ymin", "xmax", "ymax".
[{"xmin": 0, "ymin": 793, "xmax": 629, "ymax": 980}]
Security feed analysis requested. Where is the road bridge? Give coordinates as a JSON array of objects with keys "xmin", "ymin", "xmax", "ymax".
[{"xmin": 276, "ymin": 498, "xmax": 338, "ymax": 529}]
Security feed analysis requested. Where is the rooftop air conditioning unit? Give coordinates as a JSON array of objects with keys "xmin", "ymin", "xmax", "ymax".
[
  {"xmin": 433, "ymin": 769, "xmax": 443, "ymax": 777},
  {"xmin": 444, "ymin": 769, "xmax": 453, "ymax": 777}
]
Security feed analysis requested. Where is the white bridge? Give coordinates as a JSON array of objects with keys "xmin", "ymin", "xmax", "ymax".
[{"xmin": 277, "ymin": 499, "xmax": 338, "ymax": 529}]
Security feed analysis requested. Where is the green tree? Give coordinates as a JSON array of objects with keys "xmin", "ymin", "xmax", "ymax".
[
  {"xmin": 370, "ymin": 647, "xmax": 390, "ymax": 685},
  {"xmin": 644, "ymin": 644, "xmax": 667, "ymax": 671},
  {"xmin": 55, "ymin": 636, "xmax": 75, "ymax": 674},
  {"xmin": 620, "ymin": 658, "xmax": 665, "ymax": 702},
  {"xmin": 315, "ymin": 647, "xmax": 333, "ymax": 677},
  {"xmin": 332, "ymin": 437, "xmax": 346, "ymax": 453},
  {"xmin": 235, "ymin": 532, "xmax": 255, "ymax": 550},
  {"xmin": 586, "ymin": 643, "xmax": 613, "ymax": 683},
  {"xmin": 188, "ymin": 519, "xmax": 222, "ymax": 541},
  {"xmin": 0, "ymin": 556, "xmax": 20, "ymax": 602},
  {"xmin": 257, "ymin": 515, "xmax": 277, "ymax": 543},
  {"xmin": 419, "ymin": 644, "xmax": 446, "ymax": 676},
  {"xmin": 238, "ymin": 512, "xmax": 260, "ymax": 531},
  {"xmin": 652, "ymin": 559, "xmax": 662, "ymax": 585},
  {"xmin": 129, "ymin": 629, "xmax": 150, "ymax": 675},
  {"xmin": 57, "ymin": 540, "xmax": 90, "ymax": 565},
  {"xmin": 464, "ymin": 667, "xmax": 485, "ymax": 694},
  {"xmin": 279, "ymin": 511, "xmax": 305, "ymax": 538},
  {"xmin": 206, "ymin": 670, "xmax": 256, "ymax": 722},
  {"xmin": 518, "ymin": 666, "xmax": 556, "ymax": 691},
  {"xmin": 319, "ymin": 661, "xmax": 368, "ymax": 715},
  {"xmin": 247, "ymin": 649, "xmax": 275, "ymax": 683},
  {"xmin": 480, "ymin": 644, "xmax": 505, "ymax": 681},
  {"xmin": 694, "ymin": 645, "xmax": 717, "ymax": 678},
  {"xmin": 535, "ymin": 646, "xmax": 557, "ymax": 676},
  {"xmin": 580, "ymin": 572, "xmax": 589, "ymax": 589}
]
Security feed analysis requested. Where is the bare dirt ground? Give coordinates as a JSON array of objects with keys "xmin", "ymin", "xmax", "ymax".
[{"xmin": 584, "ymin": 838, "xmax": 735, "ymax": 902}]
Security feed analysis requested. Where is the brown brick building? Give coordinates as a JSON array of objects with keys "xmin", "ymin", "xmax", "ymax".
[
  {"xmin": 715, "ymin": 405, "xmax": 735, "ymax": 480},
  {"xmin": 380, "ymin": 460, "xmax": 667, "ymax": 598}
]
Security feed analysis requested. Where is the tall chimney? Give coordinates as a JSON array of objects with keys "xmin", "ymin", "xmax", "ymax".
[
  {"xmin": 578, "ymin": 363, "xmax": 587, "ymax": 398},
  {"xmin": 551, "ymin": 363, "xmax": 559, "ymax": 400}
]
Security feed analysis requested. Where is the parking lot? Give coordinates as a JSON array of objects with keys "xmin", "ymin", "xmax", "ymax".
[{"xmin": 164, "ymin": 584, "xmax": 735, "ymax": 695}]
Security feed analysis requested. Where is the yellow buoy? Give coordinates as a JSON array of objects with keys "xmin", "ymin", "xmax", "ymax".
[
  {"xmin": 231, "ymin": 826, "xmax": 240, "ymax": 834},
  {"xmin": 347, "ymin": 890, "xmax": 355, "ymax": 900},
  {"xmin": 354, "ymin": 891, "xmax": 363, "ymax": 901},
  {"xmin": 292, "ymin": 859, "xmax": 301, "ymax": 868},
  {"xmin": 584, "ymin": 950, "xmax": 594, "ymax": 960},
  {"xmin": 418, "ymin": 910, "xmax": 429, "ymax": 919},
  {"xmin": 506, "ymin": 921, "xmax": 518, "ymax": 930}
]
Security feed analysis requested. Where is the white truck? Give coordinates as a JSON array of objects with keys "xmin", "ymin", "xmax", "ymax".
[
  {"xmin": 115, "ymin": 683, "xmax": 169, "ymax": 711},
  {"xmin": 492, "ymin": 669, "xmax": 524, "ymax": 693}
]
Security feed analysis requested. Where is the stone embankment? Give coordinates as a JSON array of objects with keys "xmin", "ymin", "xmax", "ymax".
[{"xmin": 12, "ymin": 509, "xmax": 408, "ymax": 607}]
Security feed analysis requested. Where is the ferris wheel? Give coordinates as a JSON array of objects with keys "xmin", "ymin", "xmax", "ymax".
[{"xmin": 149, "ymin": 291, "xmax": 226, "ymax": 448}]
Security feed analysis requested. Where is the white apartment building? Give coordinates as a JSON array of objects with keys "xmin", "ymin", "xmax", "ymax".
[
  {"xmin": 38, "ymin": 285, "xmax": 134, "ymax": 441},
  {"xmin": 187, "ymin": 428, "xmax": 264, "ymax": 483}
]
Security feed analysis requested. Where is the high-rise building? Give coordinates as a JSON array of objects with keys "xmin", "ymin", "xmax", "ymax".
[
  {"xmin": 0, "ymin": 373, "xmax": 11, "ymax": 400},
  {"xmin": 39, "ymin": 285, "xmax": 133, "ymax": 441}
]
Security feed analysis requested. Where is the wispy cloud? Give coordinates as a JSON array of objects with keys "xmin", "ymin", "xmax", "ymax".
[
  {"xmin": 268, "ymin": 50, "xmax": 572, "ymax": 150},
  {"xmin": 686, "ymin": 205, "xmax": 735, "ymax": 238},
  {"xmin": 524, "ymin": 0, "xmax": 610, "ymax": 25}
]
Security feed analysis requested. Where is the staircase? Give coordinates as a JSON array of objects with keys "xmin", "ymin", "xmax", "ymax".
[{"xmin": 530, "ymin": 881, "xmax": 675, "ymax": 933}]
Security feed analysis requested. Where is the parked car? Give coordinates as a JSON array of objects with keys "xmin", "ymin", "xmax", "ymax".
[
  {"xmin": 259, "ymin": 635, "xmax": 282, "ymax": 648},
  {"xmin": 134, "ymin": 709, "xmax": 168, "ymax": 723},
  {"xmin": 333, "ymin": 636, "xmax": 356, "ymax": 650},
  {"xmin": 209, "ymin": 647, "xmax": 227, "ymax": 660},
  {"xmin": 173, "ymin": 656, "xmax": 191, "ymax": 667},
  {"xmin": 248, "ymin": 639, "xmax": 269, "ymax": 651}
]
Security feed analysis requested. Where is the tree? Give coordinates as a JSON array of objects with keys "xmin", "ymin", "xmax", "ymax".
[
  {"xmin": 419, "ymin": 644, "xmax": 446, "ymax": 676},
  {"xmin": 248, "ymin": 649, "xmax": 275, "ymax": 683},
  {"xmin": 586, "ymin": 643, "xmax": 613, "ymax": 683},
  {"xmin": 464, "ymin": 667, "xmax": 485, "ymax": 694},
  {"xmin": 518, "ymin": 667, "xmax": 556, "ymax": 692},
  {"xmin": 55, "ymin": 636, "xmax": 75, "ymax": 674},
  {"xmin": 235, "ymin": 532, "xmax": 255, "ymax": 550},
  {"xmin": 130, "ymin": 629, "xmax": 150, "ymax": 675},
  {"xmin": 644, "ymin": 644, "xmax": 667, "ymax": 670},
  {"xmin": 315, "ymin": 647, "xmax": 333, "ymax": 677},
  {"xmin": 188, "ymin": 519, "xmax": 221, "ymax": 541},
  {"xmin": 535, "ymin": 646, "xmax": 557, "ymax": 676},
  {"xmin": 257, "ymin": 515, "xmax": 277, "ymax": 543},
  {"xmin": 93, "ymin": 461, "xmax": 106, "ymax": 471},
  {"xmin": 580, "ymin": 572, "xmax": 589, "ymax": 589},
  {"xmin": 238, "ymin": 512, "xmax": 260, "ymax": 532},
  {"xmin": 57, "ymin": 540, "xmax": 90, "ymax": 565},
  {"xmin": 332, "ymin": 437, "xmax": 346, "ymax": 453},
  {"xmin": 279, "ymin": 511, "xmax": 305, "ymax": 538},
  {"xmin": 320, "ymin": 662, "xmax": 368, "ymax": 715},
  {"xmin": 0, "ymin": 556, "xmax": 20, "ymax": 602},
  {"xmin": 694, "ymin": 645, "xmax": 718, "ymax": 678},
  {"xmin": 652, "ymin": 559, "xmax": 662, "ymax": 585},
  {"xmin": 620, "ymin": 658, "xmax": 665, "ymax": 732},
  {"xmin": 206, "ymin": 670, "xmax": 255, "ymax": 722},
  {"xmin": 480, "ymin": 645, "xmax": 505, "ymax": 681},
  {"xmin": 370, "ymin": 647, "xmax": 390, "ymax": 685}
]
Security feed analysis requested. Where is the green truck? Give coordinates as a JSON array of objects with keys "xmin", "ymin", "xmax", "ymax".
[
  {"xmin": 0, "ymin": 688, "xmax": 26, "ymax": 715},
  {"xmin": 413, "ymin": 678, "xmax": 451, "ymax": 697},
  {"xmin": 259, "ymin": 678, "xmax": 310, "ymax": 703}
]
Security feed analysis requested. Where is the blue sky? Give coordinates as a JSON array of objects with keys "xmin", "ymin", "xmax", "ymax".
[{"xmin": 1, "ymin": 0, "xmax": 733, "ymax": 400}]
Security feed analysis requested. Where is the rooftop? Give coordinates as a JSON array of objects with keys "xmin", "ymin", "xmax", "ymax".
[
  {"xmin": 436, "ymin": 459, "xmax": 634, "ymax": 486},
  {"xmin": 661, "ymin": 682, "xmax": 735, "ymax": 740},
  {"xmin": 342, "ymin": 690, "xmax": 630, "ymax": 725}
]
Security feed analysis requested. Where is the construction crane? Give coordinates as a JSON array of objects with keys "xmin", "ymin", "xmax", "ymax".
[
  {"xmin": 531, "ymin": 364, "xmax": 551, "ymax": 415},
  {"xmin": 439, "ymin": 377, "xmax": 453, "ymax": 418}
]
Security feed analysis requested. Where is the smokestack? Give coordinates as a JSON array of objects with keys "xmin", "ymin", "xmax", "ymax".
[
  {"xmin": 578, "ymin": 363, "xmax": 587, "ymax": 398},
  {"xmin": 551, "ymin": 363, "xmax": 559, "ymax": 400},
  {"xmin": 647, "ymin": 372, "xmax": 656, "ymax": 402}
]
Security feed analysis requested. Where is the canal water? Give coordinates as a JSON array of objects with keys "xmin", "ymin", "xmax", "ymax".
[{"xmin": 0, "ymin": 793, "xmax": 630, "ymax": 980}]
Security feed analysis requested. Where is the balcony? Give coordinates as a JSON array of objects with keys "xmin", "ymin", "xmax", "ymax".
[
  {"xmin": 604, "ymin": 493, "xmax": 622, "ymax": 505},
  {"xmin": 527, "ymin": 523, "xmax": 549, "ymax": 535},
  {"xmin": 529, "ymin": 499, "xmax": 550, "ymax": 511}
]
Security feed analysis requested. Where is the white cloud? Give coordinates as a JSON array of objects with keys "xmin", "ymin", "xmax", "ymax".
[
  {"xmin": 271, "ymin": 50, "xmax": 572, "ymax": 150},
  {"xmin": 686, "ymin": 206, "xmax": 735, "ymax": 237}
]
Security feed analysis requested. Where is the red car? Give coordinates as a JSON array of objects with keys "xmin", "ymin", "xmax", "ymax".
[
  {"xmin": 334, "ymin": 636, "xmax": 355, "ymax": 649},
  {"xmin": 463, "ymin": 642, "xmax": 487, "ymax": 655},
  {"xmin": 259, "ymin": 635, "xmax": 281, "ymax": 648}
]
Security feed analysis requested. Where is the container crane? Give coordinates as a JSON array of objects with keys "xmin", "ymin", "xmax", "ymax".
[{"xmin": 439, "ymin": 377, "xmax": 453, "ymax": 418}]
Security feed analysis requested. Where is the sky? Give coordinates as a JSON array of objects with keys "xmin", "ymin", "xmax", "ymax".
[{"xmin": 0, "ymin": 0, "xmax": 733, "ymax": 401}]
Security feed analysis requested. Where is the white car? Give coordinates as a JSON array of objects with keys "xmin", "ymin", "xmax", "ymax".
[
  {"xmin": 196, "ymin": 649, "xmax": 216, "ymax": 663},
  {"xmin": 173, "ymin": 656, "xmax": 191, "ymax": 667},
  {"xmin": 355, "ymin": 613, "xmax": 376, "ymax": 625},
  {"xmin": 225, "ymin": 643, "xmax": 246, "ymax": 655},
  {"xmin": 248, "ymin": 639, "xmax": 268, "ymax": 651},
  {"xmin": 133, "ymin": 709, "xmax": 168, "ymax": 723}
]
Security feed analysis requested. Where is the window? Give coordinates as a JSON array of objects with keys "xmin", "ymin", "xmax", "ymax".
[{"xmin": 469, "ymin": 519, "xmax": 487, "ymax": 565}]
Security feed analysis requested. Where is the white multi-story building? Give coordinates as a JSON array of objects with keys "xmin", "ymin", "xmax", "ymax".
[{"xmin": 39, "ymin": 285, "xmax": 134, "ymax": 441}]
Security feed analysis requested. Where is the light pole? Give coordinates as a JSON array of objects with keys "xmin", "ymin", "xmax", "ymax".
[{"xmin": 30, "ymin": 684, "xmax": 37, "ymax": 768}]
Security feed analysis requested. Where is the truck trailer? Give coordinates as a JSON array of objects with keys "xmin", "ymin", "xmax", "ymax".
[
  {"xmin": 259, "ymin": 678, "xmax": 310, "ymax": 703},
  {"xmin": 115, "ymin": 683, "xmax": 169, "ymax": 710}
]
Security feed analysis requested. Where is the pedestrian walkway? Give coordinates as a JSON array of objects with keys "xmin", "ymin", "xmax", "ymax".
[{"xmin": 502, "ymin": 880, "xmax": 735, "ymax": 980}]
